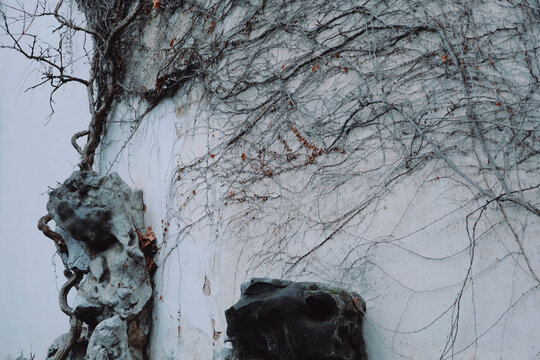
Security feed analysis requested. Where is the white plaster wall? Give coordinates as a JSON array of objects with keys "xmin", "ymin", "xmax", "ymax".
[
  {"xmin": 93, "ymin": 4, "xmax": 540, "ymax": 357},
  {"xmin": 98, "ymin": 87, "xmax": 540, "ymax": 359}
]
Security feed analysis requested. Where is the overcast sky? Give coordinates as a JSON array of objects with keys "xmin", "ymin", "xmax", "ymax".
[{"xmin": 0, "ymin": 30, "xmax": 89, "ymax": 359}]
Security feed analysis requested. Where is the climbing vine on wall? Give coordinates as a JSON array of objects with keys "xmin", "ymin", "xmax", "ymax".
[{"xmin": 2, "ymin": 0, "xmax": 540, "ymax": 358}]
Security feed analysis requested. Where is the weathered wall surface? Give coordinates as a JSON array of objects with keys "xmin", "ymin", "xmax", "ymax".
[
  {"xmin": 95, "ymin": 0, "xmax": 540, "ymax": 359},
  {"xmin": 99, "ymin": 97, "xmax": 540, "ymax": 360}
]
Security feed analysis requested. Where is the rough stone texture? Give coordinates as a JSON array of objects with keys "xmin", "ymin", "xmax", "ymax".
[
  {"xmin": 225, "ymin": 278, "xmax": 368, "ymax": 360},
  {"xmin": 46, "ymin": 330, "xmax": 88, "ymax": 360},
  {"xmin": 86, "ymin": 316, "xmax": 133, "ymax": 360},
  {"xmin": 46, "ymin": 171, "xmax": 152, "ymax": 359}
]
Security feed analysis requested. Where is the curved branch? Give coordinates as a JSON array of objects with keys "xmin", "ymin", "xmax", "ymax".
[
  {"xmin": 52, "ymin": 315, "xmax": 83, "ymax": 360},
  {"xmin": 71, "ymin": 130, "xmax": 89, "ymax": 155},
  {"xmin": 37, "ymin": 214, "xmax": 68, "ymax": 253},
  {"xmin": 78, "ymin": 0, "xmax": 145, "ymax": 171},
  {"xmin": 59, "ymin": 271, "xmax": 83, "ymax": 317},
  {"xmin": 101, "ymin": 0, "xmax": 145, "ymax": 58},
  {"xmin": 53, "ymin": 0, "xmax": 104, "ymax": 41}
]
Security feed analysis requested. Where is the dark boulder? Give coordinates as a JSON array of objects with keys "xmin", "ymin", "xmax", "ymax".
[{"xmin": 225, "ymin": 278, "xmax": 368, "ymax": 360}]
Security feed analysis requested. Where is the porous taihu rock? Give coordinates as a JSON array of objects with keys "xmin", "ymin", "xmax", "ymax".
[
  {"xmin": 46, "ymin": 330, "xmax": 88, "ymax": 360},
  {"xmin": 46, "ymin": 171, "xmax": 153, "ymax": 360},
  {"xmin": 225, "ymin": 278, "xmax": 368, "ymax": 360},
  {"xmin": 86, "ymin": 316, "xmax": 133, "ymax": 360}
]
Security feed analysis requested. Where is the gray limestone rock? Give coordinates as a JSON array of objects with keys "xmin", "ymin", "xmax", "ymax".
[
  {"xmin": 47, "ymin": 171, "xmax": 145, "ymax": 254},
  {"xmin": 46, "ymin": 329, "xmax": 89, "ymax": 360},
  {"xmin": 225, "ymin": 278, "xmax": 368, "ymax": 360},
  {"xmin": 86, "ymin": 316, "xmax": 133, "ymax": 360},
  {"xmin": 46, "ymin": 171, "xmax": 153, "ymax": 359},
  {"xmin": 57, "ymin": 230, "xmax": 92, "ymax": 274},
  {"xmin": 73, "ymin": 242, "xmax": 152, "ymax": 326}
]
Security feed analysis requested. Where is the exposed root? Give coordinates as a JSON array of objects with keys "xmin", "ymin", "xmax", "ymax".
[{"xmin": 52, "ymin": 316, "xmax": 83, "ymax": 360}]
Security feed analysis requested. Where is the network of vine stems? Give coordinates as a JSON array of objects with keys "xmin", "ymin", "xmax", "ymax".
[{"xmin": 2, "ymin": 0, "xmax": 540, "ymax": 358}]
